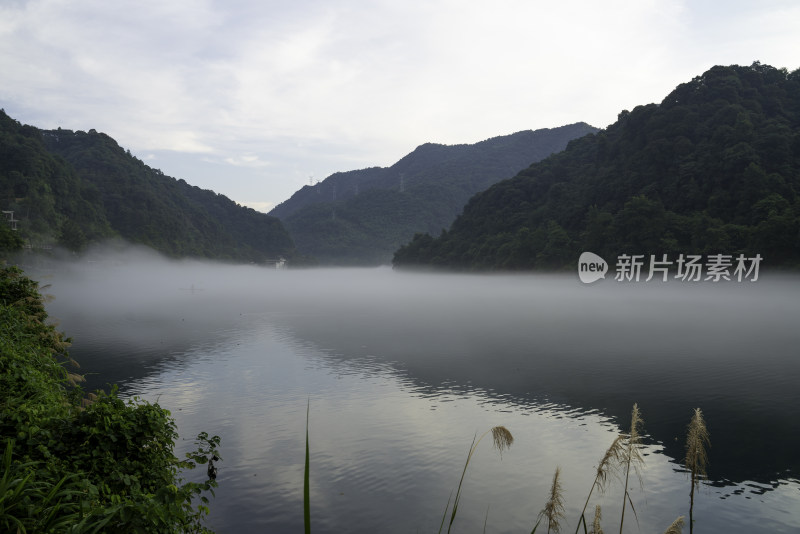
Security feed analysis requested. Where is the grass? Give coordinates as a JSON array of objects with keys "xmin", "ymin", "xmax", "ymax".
[
  {"xmin": 543, "ymin": 466, "xmax": 566, "ymax": 533},
  {"xmin": 619, "ymin": 403, "xmax": 644, "ymax": 534},
  {"xmin": 304, "ymin": 399, "xmax": 311, "ymax": 534},
  {"xmin": 685, "ymin": 408, "xmax": 710, "ymax": 534},
  {"xmin": 575, "ymin": 435, "xmax": 625, "ymax": 533},
  {"xmin": 440, "ymin": 426, "xmax": 514, "ymax": 534},
  {"xmin": 300, "ymin": 404, "xmax": 710, "ymax": 534}
]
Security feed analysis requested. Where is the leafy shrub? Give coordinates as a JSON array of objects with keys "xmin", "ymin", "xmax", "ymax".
[{"xmin": 0, "ymin": 266, "xmax": 220, "ymax": 533}]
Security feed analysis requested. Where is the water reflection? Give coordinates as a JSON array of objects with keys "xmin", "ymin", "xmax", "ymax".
[
  {"xmin": 41, "ymin": 258, "xmax": 800, "ymax": 533},
  {"xmin": 120, "ymin": 321, "xmax": 799, "ymax": 534}
]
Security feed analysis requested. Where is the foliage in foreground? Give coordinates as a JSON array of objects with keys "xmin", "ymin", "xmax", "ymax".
[{"xmin": 0, "ymin": 265, "xmax": 220, "ymax": 533}]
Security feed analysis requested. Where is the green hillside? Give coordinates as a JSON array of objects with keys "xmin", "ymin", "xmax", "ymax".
[
  {"xmin": 0, "ymin": 110, "xmax": 295, "ymax": 263},
  {"xmin": 271, "ymin": 123, "xmax": 598, "ymax": 265},
  {"xmin": 0, "ymin": 110, "xmax": 114, "ymax": 252},
  {"xmin": 393, "ymin": 63, "xmax": 800, "ymax": 271}
]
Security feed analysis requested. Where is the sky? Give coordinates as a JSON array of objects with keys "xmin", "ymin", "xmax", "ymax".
[{"xmin": 1, "ymin": 0, "xmax": 798, "ymax": 213}]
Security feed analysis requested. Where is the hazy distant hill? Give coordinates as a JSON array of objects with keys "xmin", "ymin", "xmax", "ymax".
[
  {"xmin": 270, "ymin": 123, "xmax": 598, "ymax": 264},
  {"xmin": 393, "ymin": 63, "xmax": 800, "ymax": 270},
  {"xmin": 0, "ymin": 109, "xmax": 296, "ymax": 262}
]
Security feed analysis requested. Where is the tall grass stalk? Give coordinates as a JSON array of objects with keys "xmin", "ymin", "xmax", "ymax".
[
  {"xmin": 619, "ymin": 404, "xmax": 644, "ymax": 534},
  {"xmin": 543, "ymin": 466, "xmax": 566, "ymax": 534},
  {"xmin": 685, "ymin": 408, "xmax": 709, "ymax": 534},
  {"xmin": 441, "ymin": 426, "xmax": 513, "ymax": 534},
  {"xmin": 304, "ymin": 400, "xmax": 311, "ymax": 534},
  {"xmin": 575, "ymin": 435, "xmax": 625, "ymax": 533}
]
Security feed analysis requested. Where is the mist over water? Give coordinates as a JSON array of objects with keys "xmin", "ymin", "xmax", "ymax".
[{"xmin": 36, "ymin": 245, "xmax": 800, "ymax": 533}]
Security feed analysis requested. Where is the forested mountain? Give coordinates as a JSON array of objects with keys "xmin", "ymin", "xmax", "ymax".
[
  {"xmin": 270, "ymin": 123, "xmax": 598, "ymax": 264},
  {"xmin": 393, "ymin": 63, "xmax": 800, "ymax": 270},
  {"xmin": 0, "ymin": 111, "xmax": 114, "ymax": 252},
  {"xmin": 0, "ymin": 110, "xmax": 295, "ymax": 262}
]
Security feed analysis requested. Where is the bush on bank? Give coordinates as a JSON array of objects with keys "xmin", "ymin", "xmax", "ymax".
[{"xmin": 0, "ymin": 265, "xmax": 220, "ymax": 533}]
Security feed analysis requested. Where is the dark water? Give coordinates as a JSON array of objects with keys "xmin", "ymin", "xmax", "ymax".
[{"xmin": 41, "ymin": 254, "xmax": 800, "ymax": 533}]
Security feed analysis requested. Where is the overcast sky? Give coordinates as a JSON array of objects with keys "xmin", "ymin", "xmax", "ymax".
[{"xmin": 1, "ymin": 0, "xmax": 798, "ymax": 213}]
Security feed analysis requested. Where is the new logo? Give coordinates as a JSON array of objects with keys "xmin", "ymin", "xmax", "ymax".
[{"xmin": 578, "ymin": 252, "xmax": 608, "ymax": 284}]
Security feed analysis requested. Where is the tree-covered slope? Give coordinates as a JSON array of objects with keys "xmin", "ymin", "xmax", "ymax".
[
  {"xmin": 0, "ymin": 110, "xmax": 114, "ymax": 249},
  {"xmin": 39, "ymin": 127, "xmax": 296, "ymax": 262},
  {"xmin": 393, "ymin": 63, "xmax": 800, "ymax": 270},
  {"xmin": 270, "ymin": 123, "xmax": 598, "ymax": 265},
  {"xmin": 0, "ymin": 109, "xmax": 296, "ymax": 262}
]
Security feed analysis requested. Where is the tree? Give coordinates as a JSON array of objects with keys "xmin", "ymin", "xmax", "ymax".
[
  {"xmin": 0, "ymin": 220, "xmax": 23, "ymax": 256},
  {"xmin": 58, "ymin": 219, "xmax": 88, "ymax": 252}
]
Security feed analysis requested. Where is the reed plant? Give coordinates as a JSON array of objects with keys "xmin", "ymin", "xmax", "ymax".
[
  {"xmin": 684, "ymin": 408, "xmax": 710, "ymax": 534},
  {"xmin": 543, "ymin": 466, "xmax": 566, "ymax": 533},
  {"xmin": 590, "ymin": 505, "xmax": 603, "ymax": 534},
  {"xmin": 529, "ymin": 465, "xmax": 566, "ymax": 534},
  {"xmin": 440, "ymin": 425, "xmax": 514, "ymax": 534},
  {"xmin": 298, "ymin": 402, "xmax": 709, "ymax": 534},
  {"xmin": 575, "ymin": 435, "xmax": 625, "ymax": 533},
  {"xmin": 304, "ymin": 400, "xmax": 311, "ymax": 534},
  {"xmin": 663, "ymin": 516, "xmax": 685, "ymax": 534},
  {"xmin": 619, "ymin": 403, "xmax": 644, "ymax": 534}
]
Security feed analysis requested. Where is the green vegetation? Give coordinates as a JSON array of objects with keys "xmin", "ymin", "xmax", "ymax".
[
  {"xmin": 0, "ymin": 111, "xmax": 114, "ymax": 250},
  {"xmin": 0, "ymin": 218, "xmax": 24, "ymax": 254},
  {"xmin": 0, "ymin": 109, "xmax": 296, "ymax": 263},
  {"xmin": 393, "ymin": 63, "xmax": 800, "ymax": 270},
  {"xmin": 271, "ymin": 123, "xmax": 598, "ymax": 265},
  {"xmin": 0, "ymin": 265, "xmax": 220, "ymax": 532}
]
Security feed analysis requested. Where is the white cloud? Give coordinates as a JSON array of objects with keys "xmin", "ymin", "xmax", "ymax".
[{"xmin": 2, "ymin": 0, "xmax": 798, "ymax": 209}]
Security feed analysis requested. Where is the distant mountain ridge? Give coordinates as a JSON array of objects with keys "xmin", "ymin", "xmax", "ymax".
[
  {"xmin": 270, "ymin": 123, "xmax": 598, "ymax": 264},
  {"xmin": 393, "ymin": 62, "xmax": 800, "ymax": 270},
  {"xmin": 0, "ymin": 110, "xmax": 296, "ymax": 262}
]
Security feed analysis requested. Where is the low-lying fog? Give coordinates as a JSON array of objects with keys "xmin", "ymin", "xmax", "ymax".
[{"xmin": 28, "ymin": 243, "xmax": 800, "ymax": 533}]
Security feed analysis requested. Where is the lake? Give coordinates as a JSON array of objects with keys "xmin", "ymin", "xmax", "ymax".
[{"xmin": 41, "ymin": 250, "xmax": 800, "ymax": 533}]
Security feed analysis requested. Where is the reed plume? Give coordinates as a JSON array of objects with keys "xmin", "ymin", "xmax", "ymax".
[
  {"xmin": 590, "ymin": 505, "xmax": 603, "ymax": 534},
  {"xmin": 575, "ymin": 435, "xmax": 625, "ymax": 533},
  {"xmin": 663, "ymin": 516, "xmax": 685, "ymax": 534},
  {"xmin": 441, "ymin": 425, "xmax": 513, "ymax": 534},
  {"xmin": 491, "ymin": 426, "xmax": 514, "ymax": 456},
  {"xmin": 685, "ymin": 408, "xmax": 710, "ymax": 534},
  {"xmin": 543, "ymin": 466, "xmax": 566, "ymax": 534},
  {"xmin": 619, "ymin": 403, "xmax": 644, "ymax": 534}
]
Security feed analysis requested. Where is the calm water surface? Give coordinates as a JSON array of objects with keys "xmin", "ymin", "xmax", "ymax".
[{"xmin": 42, "ymin": 255, "xmax": 800, "ymax": 533}]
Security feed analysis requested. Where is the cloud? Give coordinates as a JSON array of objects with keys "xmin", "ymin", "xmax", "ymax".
[
  {"xmin": 221, "ymin": 154, "xmax": 271, "ymax": 168},
  {"xmin": 2, "ymin": 0, "xmax": 798, "ymax": 208}
]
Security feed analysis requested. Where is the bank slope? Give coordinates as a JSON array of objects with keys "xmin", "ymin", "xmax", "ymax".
[
  {"xmin": 270, "ymin": 123, "xmax": 598, "ymax": 265},
  {"xmin": 393, "ymin": 63, "xmax": 800, "ymax": 270}
]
